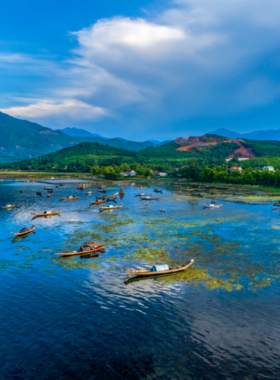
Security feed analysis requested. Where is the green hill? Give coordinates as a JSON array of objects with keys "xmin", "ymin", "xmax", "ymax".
[
  {"xmin": 3, "ymin": 133, "xmax": 280, "ymax": 175},
  {"xmin": 0, "ymin": 112, "xmax": 156, "ymax": 163}
]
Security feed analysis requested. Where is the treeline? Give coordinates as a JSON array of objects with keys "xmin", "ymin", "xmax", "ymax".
[{"xmin": 177, "ymin": 159, "xmax": 280, "ymax": 187}]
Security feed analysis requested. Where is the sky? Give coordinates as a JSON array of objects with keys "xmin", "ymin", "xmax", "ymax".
[{"xmin": 1, "ymin": 0, "xmax": 280, "ymax": 140}]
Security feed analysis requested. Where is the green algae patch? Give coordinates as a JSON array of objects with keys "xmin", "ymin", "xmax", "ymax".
[
  {"xmin": 52, "ymin": 257, "xmax": 103, "ymax": 271},
  {"xmin": 156, "ymin": 267, "xmax": 242, "ymax": 291},
  {"xmin": 125, "ymin": 247, "xmax": 179, "ymax": 266}
]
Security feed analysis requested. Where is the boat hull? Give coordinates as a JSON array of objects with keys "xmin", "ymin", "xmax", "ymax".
[{"xmin": 126, "ymin": 259, "xmax": 194, "ymax": 277}]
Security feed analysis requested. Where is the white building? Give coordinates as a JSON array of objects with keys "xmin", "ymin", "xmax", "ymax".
[
  {"xmin": 126, "ymin": 170, "xmax": 136, "ymax": 176},
  {"xmin": 154, "ymin": 170, "xmax": 168, "ymax": 177},
  {"xmin": 263, "ymin": 166, "xmax": 275, "ymax": 172}
]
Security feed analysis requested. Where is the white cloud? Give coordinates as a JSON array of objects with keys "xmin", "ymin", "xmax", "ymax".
[
  {"xmin": 0, "ymin": 100, "xmax": 107, "ymax": 120},
  {"xmin": 1, "ymin": 0, "xmax": 280, "ymax": 135}
]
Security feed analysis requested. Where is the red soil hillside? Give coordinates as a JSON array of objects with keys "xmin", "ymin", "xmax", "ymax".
[{"xmin": 175, "ymin": 135, "xmax": 256, "ymax": 159}]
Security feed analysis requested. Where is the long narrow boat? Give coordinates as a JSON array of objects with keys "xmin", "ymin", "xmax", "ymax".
[
  {"xmin": 90, "ymin": 200, "xmax": 107, "ymax": 205},
  {"xmin": 126, "ymin": 259, "xmax": 194, "ymax": 277},
  {"xmin": 56, "ymin": 243, "xmax": 105, "ymax": 257},
  {"xmin": 47, "ymin": 193, "xmax": 54, "ymax": 198},
  {"xmin": 99, "ymin": 203, "xmax": 122, "ymax": 211},
  {"xmin": 140, "ymin": 196, "xmax": 159, "ymax": 201},
  {"xmin": 2, "ymin": 204, "xmax": 17, "ymax": 210},
  {"xmin": 272, "ymin": 207, "xmax": 280, "ymax": 210},
  {"xmin": 203, "ymin": 204, "xmax": 223, "ymax": 209},
  {"xmin": 59, "ymin": 196, "xmax": 79, "ymax": 201},
  {"xmin": 31, "ymin": 209, "xmax": 61, "ymax": 217},
  {"xmin": 87, "ymin": 191, "xmax": 93, "ymax": 195},
  {"xmin": 12, "ymin": 225, "xmax": 35, "ymax": 236},
  {"xmin": 135, "ymin": 193, "xmax": 152, "ymax": 197},
  {"xmin": 44, "ymin": 187, "xmax": 53, "ymax": 191},
  {"xmin": 154, "ymin": 188, "xmax": 163, "ymax": 193}
]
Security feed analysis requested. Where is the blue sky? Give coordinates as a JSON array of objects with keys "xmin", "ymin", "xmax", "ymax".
[{"xmin": 1, "ymin": 0, "xmax": 280, "ymax": 140}]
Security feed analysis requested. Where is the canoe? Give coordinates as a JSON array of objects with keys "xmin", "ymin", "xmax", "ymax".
[
  {"xmin": 98, "ymin": 190, "xmax": 106, "ymax": 193},
  {"xmin": 135, "ymin": 193, "xmax": 152, "ymax": 197},
  {"xmin": 12, "ymin": 224, "xmax": 35, "ymax": 236},
  {"xmin": 31, "ymin": 209, "xmax": 61, "ymax": 217},
  {"xmin": 56, "ymin": 243, "xmax": 105, "ymax": 257},
  {"xmin": 59, "ymin": 196, "xmax": 79, "ymax": 200},
  {"xmin": 99, "ymin": 203, "xmax": 123, "ymax": 211},
  {"xmin": 47, "ymin": 193, "xmax": 54, "ymax": 198},
  {"xmin": 2, "ymin": 204, "xmax": 17, "ymax": 209},
  {"xmin": 203, "ymin": 204, "xmax": 223, "ymax": 208},
  {"xmin": 87, "ymin": 191, "xmax": 93, "ymax": 195},
  {"xmin": 44, "ymin": 187, "xmax": 53, "ymax": 191},
  {"xmin": 90, "ymin": 200, "xmax": 107, "ymax": 205},
  {"xmin": 272, "ymin": 207, "xmax": 280, "ymax": 210},
  {"xmin": 126, "ymin": 259, "xmax": 194, "ymax": 276},
  {"xmin": 154, "ymin": 188, "xmax": 162, "ymax": 193},
  {"xmin": 140, "ymin": 197, "xmax": 159, "ymax": 201}
]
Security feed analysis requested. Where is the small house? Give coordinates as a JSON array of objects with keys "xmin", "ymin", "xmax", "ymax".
[
  {"xmin": 263, "ymin": 166, "xmax": 275, "ymax": 172},
  {"xmin": 126, "ymin": 170, "xmax": 136, "ymax": 176},
  {"xmin": 154, "ymin": 170, "xmax": 168, "ymax": 177},
  {"xmin": 230, "ymin": 166, "xmax": 242, "ymax": 173}
]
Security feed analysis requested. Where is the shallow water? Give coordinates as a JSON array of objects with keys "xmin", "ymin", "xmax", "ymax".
[{"xmin": 0, "ymin": 181, "xmax": 280, "ymax": 379}]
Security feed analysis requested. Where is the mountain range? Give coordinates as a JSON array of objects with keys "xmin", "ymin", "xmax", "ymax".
[
  {"xmin": 209, "ymin": 128, "xmax": 280, "ymax": 141},
  {"xmin": 0, "ymin": 112, "xmax": 158, "ymax": 163}
]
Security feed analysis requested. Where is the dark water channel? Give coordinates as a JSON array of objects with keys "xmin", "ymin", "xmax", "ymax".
[{"xmin": 0, "ymin": 180, "xmax": 280, "ymax": 379}]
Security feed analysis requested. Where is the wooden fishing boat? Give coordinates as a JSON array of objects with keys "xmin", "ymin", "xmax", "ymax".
[
  {"xmin": 59, "ymin": 196, "xmax": 79, "ymax": 201},
  {"xmin": 2, "ymin": 204, "xmax": 17, "ymax": 210},
  {"xmin": 97, "ymin": 185, "xmax": 106, "ymax": 189},
  {"xmin": 96, "ymin": 195, "xmax": 117, "ymax": 200},
  {"xmin": 56, "ymin": 243, "xmax": 105, "ymax": 257},
  {"xmin": 90, "ymin": 200, "xmax": 106, "ymax": 205},
  {"xmin": 126, "ymin": 259, "xmax": 194, "ymax": 277},
  {"xmin": 272, "ymin": 207, "xmax": 280, "ymax": 210},
  {"xmin": 47, "ymin": 193, "xmax": 53, "ymax": 198},
  {"xmin": 36, "ymin": 192, "xmax": 42, "ymax": 196},
  {"xmin": 140, "ymin": 196, "xmax": 159, "ymax": 201},
  {"xmin": 112, "ymin": 192, "xmax": 119, "ymax": 197},
  {"xmin": 135, "ymin": 193, "xmax": 152, "ymax": 197},
  {"xmin": 154, "ymin": 188, "xmax": 163, "ymax": 193},
  {"xmin": 99, "ymin": 203, "xmax": 122, "ymax": 211},
  {"xmin": 203, "ymin": 204, "xmax": 223, "ymax": 209},
  {"xmin": 87, "ymin": 191, "xmax": 93, "ymax": 195},
  {"xmin": 98, "ymin": 190, "xmax": 106, "ymax": 194},
  {"xmin": 12, "ymin": 224, "xmax": 35, "ymax": 236},
  {"xmin": 44, "ymin": 187, "xmax": 53, "ymax": 191},
  {"xmin": 31, "ymin": 209, "xmax": 61, "ymax": 217}
]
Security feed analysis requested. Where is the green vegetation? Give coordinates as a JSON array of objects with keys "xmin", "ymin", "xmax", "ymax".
[
  {"xmin": 0, "ymin": 111, "xmax": 157, "ymax": 163},
  {"xmin": 178, "ymin": 159, "xmax": 280, "ymax": 187}
]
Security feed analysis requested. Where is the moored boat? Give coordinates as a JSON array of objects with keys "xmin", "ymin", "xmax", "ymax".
[
  {"xmin": 99, "ymin": 203, "xmax": 122, "ymax": 211},
  {"xmin": 126, "ymin": 259, "xmax": 194, "ymax": 277},
  {"xmin": 56, "ymin": 243, "xmax": 105, "ymax": 257},
  {"xmin": 47, "ymin": 193, "xmax": 54, "ymax": 198},
  {"xmin": 135, "ymin": 193, "xmax": 152, "ymax": 197},
  {"xmin": 12, "ymin": 225, "xmax": 35, "ymax": 236},
  {"xmin": 154, "ymin": 188, "xmax": 163, "ymax": 193},
  {"xmin": 87, "ymin": 191, "xmax": 93, "ymax": 195},
  {"xmin": 203, "ymin": 204, "xmax": 223, "ymax": 209},
  {"xmin": 31, "ymin": 209, "xmax": 61, "ymax": 217},
  {"xmin": 59, "ymin": 196, "xmax": 79, "ymax": 201},
  {"xmin": 140, "ymin": 196, "xmax": 159, "ymax": 201},
  {"xmin": 90, "ymin": 200, "xmax": 107, "ymax": 205},
  {"xmin": 2, "ymin": 203, "xmax": 17, "ymax": 210}
]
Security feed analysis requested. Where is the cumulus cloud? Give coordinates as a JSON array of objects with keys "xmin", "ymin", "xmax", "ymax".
[
  {"xmin": 1, "ymin": 0, "xmax": 280, "ymax": 135},
  {"xmin": 0, "ymin": 100, "xmax": 106, "ymax": 120}
]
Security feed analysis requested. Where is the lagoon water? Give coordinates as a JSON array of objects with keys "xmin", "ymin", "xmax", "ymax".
[{"xmin": 1, "ymin": 180, "xmax": 280, "ymax": 379}]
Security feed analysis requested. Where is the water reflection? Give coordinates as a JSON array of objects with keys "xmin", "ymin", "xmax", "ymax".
[{"xmin": 0, "ymin": 180, "xmax": 280, "ymax": 379}]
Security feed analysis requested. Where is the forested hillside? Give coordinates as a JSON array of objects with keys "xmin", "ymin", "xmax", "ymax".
[{"xmin": 0, "ymin": 112, "xmax": 156, "ymax": 163}]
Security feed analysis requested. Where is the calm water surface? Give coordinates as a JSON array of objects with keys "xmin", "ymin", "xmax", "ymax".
[{"xmin": 0, "ymin": 181, "xmax": 280, "ymax": 379}]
